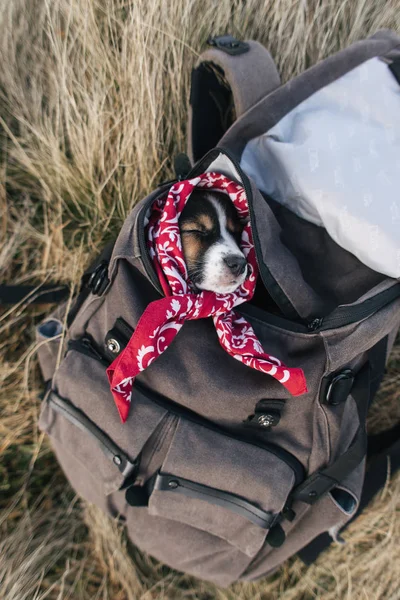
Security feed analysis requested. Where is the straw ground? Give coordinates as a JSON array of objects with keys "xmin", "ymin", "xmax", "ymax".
[{"xmin": 0, "ymin": 1, "xmax": 399, "ymax": 598}]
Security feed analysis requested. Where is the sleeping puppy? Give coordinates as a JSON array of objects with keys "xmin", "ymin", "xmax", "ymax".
[{"xmin": 179, "ymin": 189, "xmax": 247, "ymax": 294}]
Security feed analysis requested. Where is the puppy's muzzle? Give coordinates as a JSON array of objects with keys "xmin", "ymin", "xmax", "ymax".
[{"xmin": 223, "ymin": 255, "xmax": 247, "ymax": 277}]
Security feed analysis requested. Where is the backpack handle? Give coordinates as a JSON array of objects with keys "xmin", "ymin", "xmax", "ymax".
[{"xmin": 188, "ymin": 35, "xmax": 280, "ymax": 163}]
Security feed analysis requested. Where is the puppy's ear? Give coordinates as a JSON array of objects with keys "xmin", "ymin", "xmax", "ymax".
[{"xmin": 240, "ymin": 216, "xmax": 250, "ymax": 226}]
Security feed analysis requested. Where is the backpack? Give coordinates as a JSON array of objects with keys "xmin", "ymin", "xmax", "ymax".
[{"xmin": 5, "ymin": 30, "xmax": 400, "ymax": 587}]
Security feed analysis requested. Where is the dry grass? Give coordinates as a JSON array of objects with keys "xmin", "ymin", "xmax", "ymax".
[{"xmin": 0, "ymin": 0, "xmax": 399, "ymax": 598}]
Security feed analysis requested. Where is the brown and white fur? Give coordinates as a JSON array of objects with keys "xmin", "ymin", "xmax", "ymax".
[{"xmin": 179, "ymin": 189, "xmax": 247, "ymax": 294}]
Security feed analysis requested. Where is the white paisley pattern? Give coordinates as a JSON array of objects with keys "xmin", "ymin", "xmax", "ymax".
[{"xmin": 107, "ymin": 172, "xmax": 307, "ymax": 422}]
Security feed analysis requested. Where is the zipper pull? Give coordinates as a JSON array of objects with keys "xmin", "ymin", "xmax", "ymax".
[
  {"xmin": 82, "ymin": 337, "xmax": 108, "ymax": 362},
  {"xmin": 282, "ymin": 503, "xmax": 296, "ymax": 522},
  {"xmin": 307, "ymin": 317, "xmax": 323, "ymax": 332},
  {"xmin": 266, "ymin": 523, "xmax": 286, "ymax": 547},
  {"xmin": 70, "ymin": 336, "xmax": 109, "ymax": 364}
]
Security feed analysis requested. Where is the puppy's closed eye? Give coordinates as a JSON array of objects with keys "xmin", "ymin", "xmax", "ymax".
[
  {"xmin": 179, "ymin": 190, "xmax": 247, "ymax": 294},
  {"xmin": 181, "ymin": 225, "xmax": 211, "ymax": 237}
]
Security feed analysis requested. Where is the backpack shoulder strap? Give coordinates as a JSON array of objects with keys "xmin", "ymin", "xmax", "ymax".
[
  {"xmin": 0, "ymin": 283, "xmax": 70, "ymax": 305},
  {"xmin": 0, "ymin": 240, "xmax": 116, "ymax": 307},
  {"xmin": 188, "ymin": 35, "xmax": 280, "ymax": 163}
]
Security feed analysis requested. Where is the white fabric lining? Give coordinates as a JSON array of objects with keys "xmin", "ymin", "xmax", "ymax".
[
  {"xmin": 240, "ymin": 57, "xmax": 400, "ymax": 278},
  {"xmin": 206, "ymin": 154, "xmax": 243, "ymax": 184}
]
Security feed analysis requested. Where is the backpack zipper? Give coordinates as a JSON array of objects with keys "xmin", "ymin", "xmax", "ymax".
[
  {"xmin": 135, "ymin": 147, "xmax": 400, "ymax": 333},
  {"xmin": 137, "ymin": 192, "xmax": 173, "ymax": 294},
  {"xmin": 306, "ymin": 283, "xmax": 400, "ymax": 331},
  {"xmin": 67, "ymin": 336, "xmax": 305, "ymax": 485},
  {"xmin": 230, "ymin": 281, "xmax": 400, "ymax": 334},
  {"xmin": 153, "ymin": 471, "xmax": 277, "ymax": 529},
  {"xmin": 46, "ymin": 389, "xmax": 138, "ymax": 480},
  {"xmin": 69, "ymin": 335, "xmax": 109, "ymax": 364}
]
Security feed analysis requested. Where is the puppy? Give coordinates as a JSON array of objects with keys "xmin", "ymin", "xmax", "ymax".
[{"xmin": 179, "ymin": 189, "xmax": 247, "ymax": 294}]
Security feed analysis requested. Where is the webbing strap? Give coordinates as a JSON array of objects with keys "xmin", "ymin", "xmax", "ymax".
[
  {"xmin": 1, "ymin": 240, "xmax": 116, "ymax": 307},
  {"xmin": 293, "ymin": 336, "xmax": 390, "ymax": 505},
  {"xmin": 298, "ymin": 424, "xmax": 400, "ymax": 564},
  {"xmin": 293, "ymin": 363, "xmax": 370, "ymax": 505},
  {"xmin": 0, "ymin": 284, "xmax": 70, "ymax": 305}
]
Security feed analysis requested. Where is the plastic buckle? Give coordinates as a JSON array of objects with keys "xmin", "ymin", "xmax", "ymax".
[
  {"xmin": 207, "ymin": 35, "xmax": 249, "ymax": 56},
  {"xmin": 87, "ymin": 262, "xmax": 109, "ymax": 296},
  {"xmin": 325, "ymin": 369, "xmax": 354, "ymax": 406}
]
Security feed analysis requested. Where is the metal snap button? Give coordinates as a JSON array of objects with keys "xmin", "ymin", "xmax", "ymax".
[
  {"xmin": 258, "ymin": 414, "xmax": 275, "ymax": 427},
  {"xmin": 107, "ymin": 338, "xmax": 121, "ymax": 354}
]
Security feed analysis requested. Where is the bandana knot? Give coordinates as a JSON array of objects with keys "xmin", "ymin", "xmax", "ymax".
[{"xmin": 107, "ymin": 172, "xmax": 307, "ymax": 422}]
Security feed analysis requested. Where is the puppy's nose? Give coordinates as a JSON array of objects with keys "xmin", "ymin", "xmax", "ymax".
[{"xmin": 223, "ymin": 255, "xmax": 247, "ymax": 277}]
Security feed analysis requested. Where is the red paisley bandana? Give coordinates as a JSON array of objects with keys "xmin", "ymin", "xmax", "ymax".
[{"xmin": 107, "ymin": 172, "xmax": 307, "ymax": 422}]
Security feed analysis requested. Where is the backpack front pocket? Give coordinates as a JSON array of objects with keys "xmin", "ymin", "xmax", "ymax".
[
  {"xmin": 147, "ymin": 418, "xmax": 297, "ymax": 558},
  {"xmin": 39, "ymin": 348, "xmax": 170, "ymax": 501}
]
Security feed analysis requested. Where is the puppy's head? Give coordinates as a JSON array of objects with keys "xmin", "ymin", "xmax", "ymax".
[{"xmin": 179, "ymin": 189, "xmax": 247, "ymax": 294}]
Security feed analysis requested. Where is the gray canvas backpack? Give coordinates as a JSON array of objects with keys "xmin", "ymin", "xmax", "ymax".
[{"xmin": 18, "ymin": 30, "xmax": 400, "ymax": 586}]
